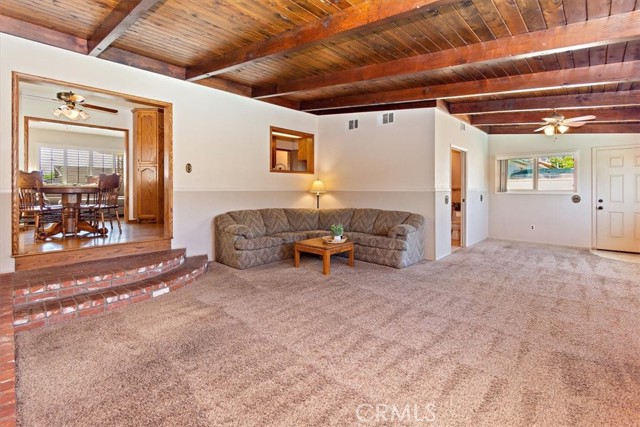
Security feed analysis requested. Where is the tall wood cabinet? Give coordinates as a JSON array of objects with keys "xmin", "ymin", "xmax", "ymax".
[{"xmin": 133, "ymin": 108, "xmax": 163, "ymax": 223}]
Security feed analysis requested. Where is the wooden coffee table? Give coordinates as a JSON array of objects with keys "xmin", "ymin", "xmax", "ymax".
[{"xmin": 294, "ymin": 237, "xmax": 354, "ymax": 275}]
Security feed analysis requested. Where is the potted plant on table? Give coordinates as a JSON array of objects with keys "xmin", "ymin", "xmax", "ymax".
[{"xmin": 330, "ymin": 223, "xmax": 344, "ymax": 241}]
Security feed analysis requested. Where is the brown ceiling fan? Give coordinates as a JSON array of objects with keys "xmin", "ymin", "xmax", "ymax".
[
  {"xmin": 54, "ymin": 91, "xmax": 119, "ymax": 117},
  {"xmin": 534, "ymin": 111, "xmax": 596, "ymax": 135}
]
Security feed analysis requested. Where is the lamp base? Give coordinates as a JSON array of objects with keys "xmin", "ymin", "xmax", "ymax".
[{"xmin": 316, "ymin": 194, "xmax": 320, "ymax": 209}]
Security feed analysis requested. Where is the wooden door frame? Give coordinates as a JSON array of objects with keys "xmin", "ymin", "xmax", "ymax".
[
  {"xmin": 11, "ymin": 72, "xmax": 173, "ymax": 259},
  {"xmin": 591, "ymin": 144, "xmax": 640, "ymax": 251},
  {"xmin": 23, "ymin": 116, "xmax": 130, "ymax": 224},
  {"xmin": 451, "ymin": 145, "xmax": 468, "ymax": 248}
]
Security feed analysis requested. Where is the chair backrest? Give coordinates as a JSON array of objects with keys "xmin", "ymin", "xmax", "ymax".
[
  {"xmin": 18, "ymin": 170, "xmax": 45, "ymax": 210},
  {"xmin": 97, "ymin": 173, "xmax": 120, "ymax": 207}
]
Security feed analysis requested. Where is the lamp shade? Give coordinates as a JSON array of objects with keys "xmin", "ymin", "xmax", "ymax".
[{"xmin": 309, "ymin": 179, "xmax": 326, "ymax": 194}]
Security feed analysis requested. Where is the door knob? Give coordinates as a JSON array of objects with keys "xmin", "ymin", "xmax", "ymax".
[{"xmin": 597, "ymin": 206, "xmax": 603, "ymax": 210}]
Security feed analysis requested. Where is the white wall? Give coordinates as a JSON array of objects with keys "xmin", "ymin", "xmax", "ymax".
[
  {"xmin": 434, "ymin": 110, "xmax": 490, "ymax": 258},
  {"xmin": 318, "ymin": 108, "xmax": 489, "ymax": 260},
  {"xmin": 0, "ymin": 34, "xmax": 318, "ymax": 272},
  {"xmin": 488, "ymin": 133, "xmax": 640, "ymax": 247},
  {"xmin": 318, "ymin": 108, "xmax": 437, "ymax": 258}
]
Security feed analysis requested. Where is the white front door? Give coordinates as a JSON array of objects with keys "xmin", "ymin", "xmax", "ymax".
[{"xmin": 595, "ymin": 147, "xmax": 640, "ymax": 253}]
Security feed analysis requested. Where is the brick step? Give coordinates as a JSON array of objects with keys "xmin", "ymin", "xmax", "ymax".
[
  {"xmin": 12, "ymin": 249, "xmax": 187, "ymax": 305},
  {"xmin": 13, "ymin": 255, "xmax": 209, "ymax": 333}
]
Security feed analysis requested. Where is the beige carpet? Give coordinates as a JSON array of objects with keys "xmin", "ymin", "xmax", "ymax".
[{"xmin": 15, "ymin": 240, "xmax": 640, "ymax": 426}]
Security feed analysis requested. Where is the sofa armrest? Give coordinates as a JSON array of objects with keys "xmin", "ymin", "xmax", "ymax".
[
  {"xmin": 224, "ymin": 224, "xmax": 254, "ymax": 238},
  {"xmin": 388, "ymin": 224, "xmax": 416, "ymax": 239}
]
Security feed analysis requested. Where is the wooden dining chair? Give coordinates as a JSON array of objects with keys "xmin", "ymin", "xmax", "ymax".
[
  {"xmin": 93, "ymin": 173, "xmax": 122, "ymax": 233},
  {"xmin": 18, "ymin": 170, "xmax": 63, "ymax": 241}
]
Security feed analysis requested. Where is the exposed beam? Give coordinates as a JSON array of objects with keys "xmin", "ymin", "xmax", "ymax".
[
  {"xmin": 301, "ymin": 61, "xmax": 640, "ymax": 111},
  {"xmin": 482, "ymin": 123, "xmax": 640, "ymax": 134},
  {"xmin": 195, "ymin": 76, "xmax": 252, "ymax": 97},
  {"xmin": 255, "ymin": 10, "xmax": 640, "ymax": 99},
  {"xmin": 99, "ymin": 47, "xmax": 186, "ymax": 79},
  {"xmin": 0, "ymin": 14, "xmax": 87, "ymax": 54},
  {"xmin": 260, "ymin": 97, "xmax": 301, "ymax": 110},
  {"xmin": 88, "ymin": 0, "xmax": 162, "ymax": 57},
  {"xmin": 469, "ymin": 108, "xmax": 640, "ymax": 126},
  {"xmin": 186, "ymin": 0, "xmax": 458, "ymax": 81},
  {"xmin": 312, "ymin": 100, "xmax": 437, "ymax": 115},
  {"xmin": 449, "ymin": 91, "xmax": 640, "ymax": 114}
]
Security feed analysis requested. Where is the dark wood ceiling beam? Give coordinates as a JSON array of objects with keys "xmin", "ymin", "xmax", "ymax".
[
  {"xmin": 195, "ymin": 77, "xmax": 253, "ymax": 97},
  {"xmin": 260, "ymin": 97, "xmax": 301, "ymax": 110},
  {"xmin": 87, "ymin": 0, "xmax": 162, "ymax": 57},
  {"xmin": 450, "ymin": 91, "xmax": 640, "ymax": 114},
  {"xmin": 482, "ymin": 123, "xmax": 640, "ymax": 134},
  {"xmin": 469, "ymin": 108, "xmax": 640, "ymax": 126},
  {"xmin": 255, "ymin": 10, "xmax": 640, "ymax": 99},
  {"xmin": 99, "ymin": 47, "xmax": 187, "ymax": 79},
  {"xmin": 0, "ymin": 14, "xmax": 87, "ymax": 54},
  {"xmin": 186, "ymin": 0, "xmax": 458, "ymax": 81},
  {"xmin": 300, "ymin": 61, "xmax": 640, "ymax": 111},
  {"xmin": 312, "ymin": 100, "xmax": 437, "ymax": 115}
]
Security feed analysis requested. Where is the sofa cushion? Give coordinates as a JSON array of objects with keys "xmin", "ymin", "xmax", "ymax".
[
  {"xmin": 270, "ymin": 231, "xmax": 308, "ymax": 244},
  {"xmin": 350, "ymin": 209, "xmax": 380, "ymax": 234},
  {"xmin": 373, "ymin": 210, "xmax": 411, "ymax": 236},
  {"xmin": 284, "ymin": 209, "xmax": 319, "ymax": 231},
  {"xmin": 345, "ymin": 232, "xmax": 408, "ymax": 251},
  {"xmin": 228, "ymin": 210, "xmax": 266, "ymax": 238},
  {"xmin": 259, "ymin": 209, "xmax": 289, "ymax": 235},
  {"xmin": 318, "ymin": 208, "xmax": 355, "ymax": 231},
  {"xmin": 234, "ymin": 236, "xmax": 283, "ymax": 250}
]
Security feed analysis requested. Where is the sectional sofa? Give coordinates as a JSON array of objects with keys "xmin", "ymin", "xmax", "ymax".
[{"xmin": 214, "ymin": 208, "xmax": 424, "ymax": 270}]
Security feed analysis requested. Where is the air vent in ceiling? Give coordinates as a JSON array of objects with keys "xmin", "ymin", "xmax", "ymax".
[{"xmin": 347, "ymin": 119, "xmax": 359, "ymax": 130}]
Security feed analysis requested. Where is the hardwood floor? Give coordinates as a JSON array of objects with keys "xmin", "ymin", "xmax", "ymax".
[{"xmin": 19, "ymin": 222, "xmax": 165, "ymax": 254}]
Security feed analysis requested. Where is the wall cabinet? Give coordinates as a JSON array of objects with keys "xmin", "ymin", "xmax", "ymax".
[{"xmin": 133, "ymin": 108, "xmax": 163, "ymax": 223}]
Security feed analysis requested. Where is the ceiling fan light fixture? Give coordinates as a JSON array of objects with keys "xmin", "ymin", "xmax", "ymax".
[
  {"xmin": 558, "ymin": 124, "xmax": 569, "ymax": 134},
  {"xmin": 52, "ymin": 103, "xmax": 89, "ymax": 121},
  {"xmin": 543, "ymin": 125, "xmax": 555, "ymax": 136}
]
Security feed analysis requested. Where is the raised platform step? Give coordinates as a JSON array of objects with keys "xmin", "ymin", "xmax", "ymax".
[
  {"xmin": 12, "ymin": 249, "xmax": 187, "ymax": 305},
  {"xmin": 13, "ymin": 255, "xmax": 208, "ymax": 333}
]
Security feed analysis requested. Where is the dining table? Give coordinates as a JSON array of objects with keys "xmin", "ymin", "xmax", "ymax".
[{"xmin": 40, "ymin": 184, "xmax": 107, "ymax": 238}]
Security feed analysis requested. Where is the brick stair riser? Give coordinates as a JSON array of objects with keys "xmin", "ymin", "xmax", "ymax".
[
  {"xmin": 12, "ymin": 255, "xmax": 186, "ymax": 305},
  {"xmin": 13, "ymin": 263, "xmax": 207, "ymax": 334}
]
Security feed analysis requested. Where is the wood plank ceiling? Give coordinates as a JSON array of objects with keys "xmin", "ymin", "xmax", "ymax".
[{"xmin": 1, "ymin": 0, "xmax": 639, "ymax": 134}]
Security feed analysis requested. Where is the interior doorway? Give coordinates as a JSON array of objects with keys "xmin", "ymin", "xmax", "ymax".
[
  {"xmin": 451, "ymin": 147, "xmax": 467, "ymax": 249},
  {"xmin": 12, "ymin": 72, "xmax": 174, "ymax": 270},
  {"xmin": 594, "ymin": 146, "xmax": 640, "ymax": 253}
]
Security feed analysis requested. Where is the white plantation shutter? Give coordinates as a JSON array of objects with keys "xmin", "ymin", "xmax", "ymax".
[
  {"xmin": 66, "ymin": 149, "xmax": 91, "ymax": 184},
  {"xmin": 39, "ymin": 147, "xmax": 64, "ymax": 183},
  {"xmin": 92, "ymin": 151, "xmax": 115, "ymax": 174},
  {"xmin": 38, "ymin": 147, "xmax": 122, "ymax": 184}
]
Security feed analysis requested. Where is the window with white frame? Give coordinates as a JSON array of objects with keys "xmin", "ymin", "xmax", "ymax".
[
  {"xmin": 497, "ymin": 153, "xmax": 577, "ymax": 193},
  {"xmin": 39, "ymin": 146, "xmax": 124, "ymax": 187}
]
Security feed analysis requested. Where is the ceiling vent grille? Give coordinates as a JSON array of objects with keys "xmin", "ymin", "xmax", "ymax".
[{"xmin": 347, "ymin": 119, "xmax": 359, "ymax": 130}]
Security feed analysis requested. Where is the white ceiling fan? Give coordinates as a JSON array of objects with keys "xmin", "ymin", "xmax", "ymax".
[{"xmin": 534, "ymin": 111, "xmax": 596, "ymax": 135}]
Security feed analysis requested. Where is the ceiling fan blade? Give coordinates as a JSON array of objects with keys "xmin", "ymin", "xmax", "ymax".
[
  {"xmin": 562, "ymin": 115, "xmax": 596, "ymax": 123},
  {"xmin": 534, "ymin": 125, "xmax": 549, "ymax": 132},
  {"xmin": 563, "ymin": 122, "xmax": 587, "ymax": 127},
  {"xmin": 542, "ymin": 117, "xmax": 560, "ymax": 123},
  {"xmin": 83, "ymin": 103, "xmax": 118, "ymax": 114}
]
